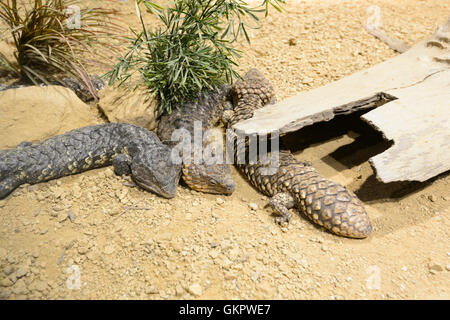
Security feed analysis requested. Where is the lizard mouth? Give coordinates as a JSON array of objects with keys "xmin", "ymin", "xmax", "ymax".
[
  {"xmin": 132, "ymin": 177, "xmax": 176, "ymax": 199},
  {"xmin": 186, "ymin": 181, "xmax": 235, "ymax": 195}
]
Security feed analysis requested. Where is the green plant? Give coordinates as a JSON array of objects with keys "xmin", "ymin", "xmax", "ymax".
[
  {"xmin": 106, "ymin": 0, "xmax": 285, "ymax": 116},
  {"xmin": 0, "ymin": 0, "xmax": 123, "ymax": 99}
]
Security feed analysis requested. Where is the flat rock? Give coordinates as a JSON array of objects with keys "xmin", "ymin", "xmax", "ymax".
[
  {"xmin": 0, "ymin": 85, "xmax": 99, "ymax": 149},
  {"xmin": 97, "ymin": 84, "xmax": 159, "ymax": 131},
  {"xmin": 188, "ymin": 283, "xmax": 203, "ymax": 297}
]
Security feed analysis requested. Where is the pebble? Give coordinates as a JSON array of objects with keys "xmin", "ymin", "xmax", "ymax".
[
  {"xmin": 210, "ymin": 242, "xmax": 218, "ymax": 248},
  {"xmin": 0, "ymin": 278, "xmax": 13, "ymax": 287},
  {"xmin": 220, "ymin": 257, "xmax": 232, "ymax": 270},
  {"xmin": 259, "ymin": 282, "xmax": 272, "ymax": 295},
  {"xmin": 12, "ymin": 279, "xmax": 28, "ymax": 295},
  {"xmin": 224, "ymin": 271, "xmax": 237, "ymax": 280},
  {"xmin": 33, "ymin": 207, "xmax": 41, "ymax": 217},
  {"xmin": 158, "ymin": 232, "xmax": 172, "ymax": 241},
  {"xmin": 78, "ymin": 246, "xmax": 89, "ymax": 255},
  {"xmin": 188, "ymin": 283, "xmax": 203, "ymax": 297},
  {"xmin": 428, "ymin": 263, "xmax": 443, "ymax": 273},
  {"xmin": 251, "ymin": 270, "xmax": 261, "ymax": 282},
  {"xmin": 57, "ymin": 212, "xmax": 68, "ymax": 223},
  {"xmin": 106, "ymin": 208, "xmax": 119, "ymax": 216},
  {"xmin": 15, "ymin": 266, "xmax": 27, "ymax": 279},
  {"xmin": 302, "ymin": 76, "xmax": 314, "ymax": 84},
  {"xmin": 104, "ymin": 245, "xmax": 115, "ymax": 255},
  {"xmin": 6, "ymin": 255, "xmax": 17, "ymax": 264},
  {"xmin": 86, "ymin": 252, "xmax": 96, "ymax": 261},
  {"xmin": 105, "ymin": 168, "xmax": 115, "ymax": 177},
  {"xmin": 209, "ymin": 250, "xmax": 219, "ymax": 259},
  {"xmin": 175, "ymin": 284, "xmax": 185, "ymax": 296},
  {"xmin": 116, "ymin": 189, "xmax": 128, "ymax": 201},
  {"xmin": 53, "ymin": 205, "xmax": 66, "ymax": 212},
  {"xmin": 145, "ymin": 285, "xmax": 159, "ymax": 294},
  {"xmin": 216, "ymin": 198, "xmax": 225, "ymax": 205},
  {"xmin": 0, "ymin": 289, "xmax": 10, "ymax": 299},
  {"xmin": 248, "ymin": 203, "xmax": 258, "ymax": 211},
  {"xmin": 73, "ymin": 185, "xmax": 82, "ymax": 199},
  {"xmin": 68, "ymin": 210, "xmax": 75, "ymax": 222},
  {"xmin": 427, "ymin": 195, "xmax": 437, "ymax": 202},
  {"xmin": 36, "ymin": 193, "xmax": 48, "ymax": 201},
  {"xmin": 32, "ymin": 280, "xmax": 48, "ymax": 292},
  {"xmin": 3, "ymin": 265, "xmax": 14, "ymax": 276}
]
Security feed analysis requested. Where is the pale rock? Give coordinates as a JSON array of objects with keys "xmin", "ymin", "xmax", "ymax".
[
  {"xmin": 97, "ymin": 84, "xmax": 159, "ymax": 131},
  {"xmin": 428, "ymin": 263, "xmax": 443, "ymax": 273},
  {"xmin": 188, "ymin": 283, "xmax": 203, "ymax": 297},
  {"xmin": 104, "ymin": 245, "xmax": 115, "ymax": 255},
  {"xmin": 0, "ymin": 86, "xmax": 99, "ymax": 149}
]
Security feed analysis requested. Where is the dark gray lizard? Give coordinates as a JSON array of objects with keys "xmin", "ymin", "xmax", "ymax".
[
  {"xmin": 157, "ymin": 85, "xmax": 235, "ymax": 195},
  {"xmin": 0, "ymin": 123, "xmax": 182, "ymax": 199},
  {"xmin": 228, "ymin": 69, "xmax": 373, "ymax": 238}
]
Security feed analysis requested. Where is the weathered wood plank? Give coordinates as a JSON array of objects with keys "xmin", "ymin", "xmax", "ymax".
[
  {"xmin": 361, "ymin": 70, "xmax": 450, "ymax": 182},
  {"xmin": 233, "ymin": 23, "xmax": 449, "ymax": 136},
  {"xmin": 232, "ymin": 18, "xmax": 450, "ymax": 183}
]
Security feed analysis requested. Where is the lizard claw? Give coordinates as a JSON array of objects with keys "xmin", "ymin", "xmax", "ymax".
[{"xmin": 275, "ymin": 212, "xmax": 291, "ymax": 225}]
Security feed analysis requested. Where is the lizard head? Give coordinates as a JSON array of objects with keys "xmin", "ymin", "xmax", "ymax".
[
  {"xmin": 130, "ymin": 144, "xmax": 182, "ymax": 199},
  {"xmin": 180, "ymin": 127, "xmax": 235, "ymax": 195},
  {"xmin": 182, "ymin": 162, "xmax": 235, "ymax": 195}
]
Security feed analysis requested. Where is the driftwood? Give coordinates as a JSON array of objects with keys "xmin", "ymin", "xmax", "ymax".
[
  {"xmin": 232, "ymin": 17, "xmax": 450, "ymax": 183},
  {"xmin": 364, "ymin": 25, "xmax": 410, "ymax": 53}
]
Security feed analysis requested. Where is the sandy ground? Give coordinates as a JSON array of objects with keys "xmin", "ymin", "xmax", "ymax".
[{"xmin": 0, "ymin": 0, "xmax": 449, "ymax": 300}]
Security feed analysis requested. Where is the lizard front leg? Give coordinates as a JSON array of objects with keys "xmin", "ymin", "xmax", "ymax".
[
  {"xmin": 270, "ymin": 192, "xmax": 295, "ymax": 224},
  {"xmin": 112, "ymin": 154, "xmax": 132, "ymax": 176}
]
